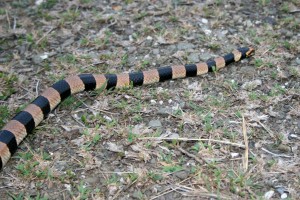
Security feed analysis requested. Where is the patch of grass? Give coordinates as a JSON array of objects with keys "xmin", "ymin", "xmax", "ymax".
[
  {"xmin": 169, "ymin": 15, "xmax": 179, "ymax": 22},
  {"xmin": 248, "ymin": 91, "xmax": 259, "ymax": 100},
  {"xmin": 289, "ymin": 67, "xmax": 300, "ymax": 77},
  {"xmin": 125, "ymin": 173, "xmax": 139, "ymax": 182},
  {"xmin": 62, "ymin": 10, "xmax": 80, "ymax": 22},
  {"xmin": 121, "ymin": 53, "xmax": 129, "ymax": 66},
  {"xmin": 141, "ymin": 60, "xmax": 150, "ymax": 69},
  {"xmin": 202, "ymin": 5, "xmax": 216, "ymax": 17},
  {"xmin": 58, "ymin": 53, "xmax": 77, "ymax": 64},
  {"xmin": 207, "ymin": 95, "xmax": 229, "ymax": 109},
  {"xmin": 0, "ymin": 72, "xmax": 17, "ymax": 100},
  {"xmin": 0, "ymin": 8, "xmax": 5, "ymax": 15},
  {"xmin": 227, "ymin": 169, "xmax": 255, "ymax": 197},
  {"xmin": 258, "ymin": 0, "xmax": 271, "ymax": 6},
  {"xmin": 203, "ymin": 113, "xmax": 213, "ymax": 132},
  {"xmin": 26, "ymin": 33, "xmax": 35, "ymax": 45},
  {"xmin": 148, "ymin": 171, "xmax": 163, "ymax": 182},
  {"xmin": 162, "ymin": 165, "xmax": 183, "ymax": 173},
  {"xmin": 208, "ymin": 43, "xmax": 221, "ymax": 50},
  {"xmin": 0, "ymin": 105, "xmax": 10, "ymax": 127},
  {"xmin": 82, "ymin": 128, "xmax": 102, "ymax": 150},
  {"xmin": 280, "ymin": 2, "xmax": 290, "ymax": 13},
  {"xmin": 254, "ymin": 59, "xmax": 263, "ymax": 68},
  {"xmin": 16, "ymin": 151, "xmax": 53, "ymax": 179},
  {"xmin": 269, "ymin": 84, "xmax": 286, "ymax": 97},
  {"xmin": 134, "ymin": 12, "xmax": 148, "ymax": 20},
  {"xmin": 60, "ymin": 96, "xmax": 83, "ymax": 110},
  {"xmin": 107, "ymin": 174, "xmax": 119, "ymax": 185},
  {"xmin": 60, "ymin": 169, "xmax": 76, "ymax": 181},
  {"xmin": 40, "ymin": 0, "xmax": 58, "ymax": 9},
  {"xmin": 8, "ymin": 192, "xmax": 24, "ymax": 200},
  {"xmin": 80, "ymin": 0, "xmax": 93, "ymax": 4},
  {"xmin": 76, "ymin": 182, "xmax": 91, "ymax": 199},
  {"xmin": 11, "ymin": 0, "xmax": 31, "ymax": 8}
]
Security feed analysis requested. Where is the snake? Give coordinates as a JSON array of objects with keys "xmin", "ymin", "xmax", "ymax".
[{"xmin": 0, "ymin": 47, "xmax": 255, "ymax": 170}]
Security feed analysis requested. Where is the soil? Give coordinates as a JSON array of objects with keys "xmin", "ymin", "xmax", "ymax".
[{"xmin": 0, "ymin": 0, "xmax": 299, "ymax": 199}]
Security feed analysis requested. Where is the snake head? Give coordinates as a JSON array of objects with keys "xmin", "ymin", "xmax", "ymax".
[{"xmin": 246, "ymin": 47, "xmax": 255, "ymax": 57}]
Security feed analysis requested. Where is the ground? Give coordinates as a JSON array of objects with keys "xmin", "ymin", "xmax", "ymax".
[{"xmin": 0, "ymin": 0, "xmax": 300, "ymax": 199}]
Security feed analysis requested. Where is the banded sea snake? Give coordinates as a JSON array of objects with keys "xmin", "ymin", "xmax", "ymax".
[{"xmin": 0, "ymin": 47, "xmax": 255, "ymax": 170}]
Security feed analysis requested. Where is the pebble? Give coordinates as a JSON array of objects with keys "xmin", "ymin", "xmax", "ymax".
[
  {"xmin": 241, "ymin": 79, "xmax": 262, "ymax": 91},
  {"xmin": 240, "ymin": 66, "xmax": 257, "ymax": 77},
  {"xmin": 187, "ymin": 53, "xmax": 199, "ymax": 63},
  {"xmin": 199, "ymin": 52, "xmax": 212, "ymax": 61},
  {"xmin": 32, "ymin": 54, "xmax": 43, "ymax": 64},
  {"xmin": 177, "ymin": 42, "xmax": 194, "ymax": 50},
  {"xmin": 167, "ymin": 133, "xmax": 179, "ymax": 139},
  {"xmin": 201, "ymin": 18, "xmax": 208, "ymax": 24},
  {"xmin": 295, "ymin": 58, "xmax": 300, "ymax": 65},
  {"xmin": 264, "ymin": 190, "xmax": 275, "ymax": 199},
  {"xmin": 146, "ymin": 36, "xmax": 153, "ymax": 40},
  {"xmin": 264, "ymin": 16, "xmax": 276, "ymax": 26},
  {"xmin": 174, "ymin": 170, "xmax": 189, "ymax": 180},
  {"xmin": 152, "ymin": 49, "xmax": 160, "ymax": 55},
  {"xmin": 157, "ymin": 107, "xmax": 172, "ymax": 116},
  {"xmin": 148, "ymin": 120, "xmax": 162, "ymax": 128},
  {"xmin": 85, "ymin": 176, "xmax": 100, "ymax": 184}
]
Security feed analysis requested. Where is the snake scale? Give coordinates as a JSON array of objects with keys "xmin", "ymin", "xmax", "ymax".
[{"xmin": 0, "ymin": 47, "xmax": 255, "ymax": 170}]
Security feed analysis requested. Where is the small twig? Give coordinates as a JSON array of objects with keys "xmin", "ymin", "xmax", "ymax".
[
  {"xmin": 261, "ymin": 147, "xmax": 293, "ymax": 158},
  {"xmin": 256, "ymin": 120, "xmax": 275, "ymax": 138},
  {"xmin": 139, "ymin": 137, "xmax": 245, "ymax": 148},
  {"xmin": 289, "ymin": 10, "xmax": 300, "ymax": 14},
  {"xmin": 112, "ymin": 179, "xmax": 138, "ymax": 200},
  {"xmin": 98, "ymin": 171, "xmax": 136, "ymax": 174},
  {"xmin": 35, "ymin": 80, "xmax": 40, "ymax": 96},
  {"xmin": 73, "ymin": 96, "xmax": 118, "ymax": 115},
  {"xmin": 13, "ymin": 16, "xmax": 16, "ymax": 30},
  {"xmin": 242, "ymin": 115, "xmax": 249, "ymax": 172},
  {"xmin": 36, "ymin": 27, "xmax": 55, "ymax": 45},
  {"xmin": 262, "ymin": 48, "xmax": 270, "ymax": 56},
  {"xmin": 6, "ymin": 9, "xmax": 11, "ymax": 29},
  {"xmin": 177, "ymin": 146, "xmax": 207, "ymax": 164}
]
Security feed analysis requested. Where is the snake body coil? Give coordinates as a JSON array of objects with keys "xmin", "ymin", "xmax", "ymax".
[{"xmin": 0, "ymin": 47, "xmax": 255, "ymax": 170}]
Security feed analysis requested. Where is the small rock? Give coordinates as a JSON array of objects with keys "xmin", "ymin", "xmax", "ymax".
[
  {"xmin": 106, "ymin": 142, "xmax": 124, "ymax": 153},
  {"xmin": 146, "ymin": 36, "xmax": 153, "ymax": 40},
  {"xmin": 230, "ymin": 152, "xmax": 239, "ymax": 158},
  {"xmin": 201, "ymin": 18, "xmax": 208, "ymax": 24},
  {"xmin": 240, "ymin": 66, "xmax": 256, "ymax": 77},
  {"xmin": 85, "ymin": 176, "xmax": 100, "ymax": 184},
  {"xmin": 167, "ymin": 133, "xmax": 179, "ymax": 139},
  {"xmin": 295, "ymin": 58, "xmax": 300, "ymax": 65},
  {"xmin": 263, "ymin": 16, "xmax": 276, "ymax": 26},
  {"xmin": 157, "ymin": 107, "xmax": 172, "ymax": 116},
  {"xmin": 187, "ymin": 53, "xmax": 199, "ymax": 63},
  {"xmin": 203, "ymin": 29, "xmax": 212, "ymax": 35},
  {"xmin": 264, "ymin": 190, "xmax": 275, "ymax": 199},
  {"xmin": 150, "ymin": 99, "xmax": 157, "ymax": 104},
  {"xmin": 62, "ymin": 37, "xmax": 74, "ymax": 48},
  {"xmin": 148, "ymin": 120, "xmax": 162, "ymax": 128},
  {"xmin": 32, "ymin": 55, "xmax": 43, "ymax": 64},
  {"xmin": 241, "ymin": 80, "xmax": 262, "ymax": 91},
  {"xmin": 174, "ymin": 170, "xmax": 189, "ymax": 180},
  {"xmin": 64, "ymin": 184, "xmax": 71, "ymax": 191},
  {"xmin": 152, "ymin": 49, "xmax": 160, "ymax": 55},
  {"xmin": 199, "ymin": 52, "xmax": 211, "ymax": 61},
  {"xmin": 177, "ymin": 42, "xmax": 194, "ymax": 50}
]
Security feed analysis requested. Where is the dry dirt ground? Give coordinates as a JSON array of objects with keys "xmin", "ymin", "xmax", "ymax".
[{"xmin": 0, "ymin": 0, "xmax": 300, "ymax": 199}]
